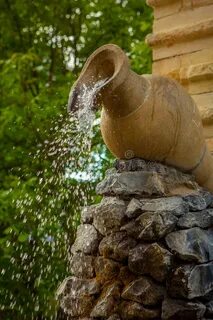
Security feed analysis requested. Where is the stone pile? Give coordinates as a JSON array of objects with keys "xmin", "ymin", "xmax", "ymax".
[{"xmin": 57, "ymin": 159, "xmax": 213, "ymax": 320}]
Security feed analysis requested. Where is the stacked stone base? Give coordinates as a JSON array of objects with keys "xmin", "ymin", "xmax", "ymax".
[{"xmin": 57, "ymin": 159, "xmax": 213, "ymax": 320}]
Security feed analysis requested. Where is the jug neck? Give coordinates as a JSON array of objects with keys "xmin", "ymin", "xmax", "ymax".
[{"xmin": 101, "ymin": 70, "xmax": 149, "ymax": 118}]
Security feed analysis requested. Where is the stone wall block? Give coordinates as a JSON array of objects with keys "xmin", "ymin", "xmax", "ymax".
[
  {"xmin": 70, "ymin": 253, "xmax": 95, "ymax": 279},
  {"xmin": 166, "ymin": 228, "xmax": 213, "ymax": 263},
  {"xmin": 99, "ymin": 232, "xmax": 137, "ymax": 262},
  {"xmin": 90, "ymin": 281, "xmax": 122, "ymax": 318},
  {"xmin": 162, "ymin": 298, "xmax": 206, "ymax": 320},
  {"xmin": 177, "ymin": 209, "xmax": 213, "ymax": 229},
  {"xmin": 121, "ymin": 276, "xmax": 164, "ymax": 306},
  {"xmin": 138, "ymin": 211, "xmax": 178, "ymax": 240},
  {"xmin": 94, "ymin": 257, "xmax": 121, "ymax": 284},
  {"xmin": 93, "ymin": 197, "xmax": 127, "ymax": 236},
  {"xmin": 126, "ymin": 196, "xmax": 188, "ymax": 218},
  {"xmin": 168, "ymin": 262, "xmax": 213, "ymax": 299},
  {"xmin": 128, "ymin": 243, "xmax": 173, "ymax": 282}
]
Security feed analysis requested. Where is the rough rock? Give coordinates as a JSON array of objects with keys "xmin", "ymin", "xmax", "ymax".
[
  {"xmin": 60, "ymin": 295, "xmax": 95, "ymax": 317},
  {"xmin": 56, "ymin": 276, "xmax": 100, "ymax": 298},
  {"xmin": 205, "ymin": 301, "xmax": 213, "ymax": 317},
  {"xmin": 107, "ymin": 315, "xmax": 121, "ymax": 320},
  {"xmin": 166, "ymin": 228, "xmax": 213, "ymax": 263},
  {"xmin": 94, "ymin": 257, "xmax": 121, "ymax": 284},
  {"xmin": 128, "ymin": 243, "xmax": 173, "ymax": 282},
  {"xmin": 118, "ymin": 266, "xmax": 136, "ymax": 286},
  {"xmin": 162, "ymin": 298, "xmax": 206, "ymax": 320},
  {"xmin": 90, "ymin": 281, "xmax": 121, "ymax": 318},
  {"xmin": 119, "ymin": 301, "xmax": 161, "ymax": 319},
  {"xmin": 96, "ymin": 169, "xmax": 166, "ymax": 197},
  {"xmin": 168, "ymin": 262, "xmax": 213, "ymax": 299},
  {"xmin": 99, "ymin": 232, "xmax": 137, "ymax": 261},
  {"xmin": 97, "ymin": 160, "xmax": 200, "ymax": 197},
  {"xmin": 93, "ymin": 197, "xmax": 126, "ymax": 236},
  {"xmin": 81, "ymin": 205, "xmax": 97, "ymax": 224},
  {"xmin": 138, "ymin": 211, "xmax": 178, "ymax": 240},
  {"xmin": 57, "ymin": 277, "xmax": 100, "ymax": 317},
  {"xmin": 70, "ymin": 253, "xmax": 95, "ymax": 278},
  {"xmin": 126, "ymin": 197, "xmax": 187, "ymax": 218},
  {"xmin": 177, "ymin": 210, "xmax": 213, "ymax": 229},
  {"xmin": 183, "ymin": 192, "xmax": 213, "ymax": 211},
  {"xmin": 122, "ymin": 211, "xmax": 177, "ymax": 240},
  {"xmin": 125, "ymin": 198, "xmax": 145, "ymax": 218},
  {"xmin": 71, "ymin": 224, "xmax": 100, "ymax": 255},
  {"xmin": 121, "ymin": 276, "xmax": 164, "ymax": 306},
  {"xmin": 120, "ymin": 220, "xmax": 141, "ymax": 238}
]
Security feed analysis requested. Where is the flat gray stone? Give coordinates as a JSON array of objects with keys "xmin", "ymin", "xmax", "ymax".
[
  {"xmin": 99, "ymin": 232, "xmax": 137, "ymax": 261},
  {"xmin": 168, "ymin": 262, "xmax": 213, "ymax": 299},
  {"xmin": 96, "ymin": 164, "xmax": 199, "ymax": 198},
  {"xmin": 126, "ymin": 197, "xmax": 187, "ymax": 218},
  {"xmin": 71, "ymin": 224, "xmax": 99, "ymax": 255},
  {"xmin": 70, "ymin": 253, "xmax": 95, "ymax": 278},
  {"xmin": 121, "ymin": 276, "xmax": 164, "ymax": 306},
  {"xmin": 96, "ymin": 170, "xmax": 167, "ymax": 197},
  {"xmin": 166, "ymin": 227, "xmax": 213, "ymax": 263},
  {"xmin": 93, "ymin": 197, "xmax": 126, "ymax": 235},
  {"xmin": 177, "ymin": 209, "xmax": 213, "ymax": 229},
  {"xmin": 119, "ymin": 301, "xmax": 160, "ymax": 319},
  {"xmin": 128, "ymin": 243, "xmax": 173, "ymax": 282},
  {"xmin": 162, "ymin": 298, "xmax": 206, "ymax": 320},
  {"xmin": 90, "ymin": 281, "xmax": 122, "ymax": 318}
]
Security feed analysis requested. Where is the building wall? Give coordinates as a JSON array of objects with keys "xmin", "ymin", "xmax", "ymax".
[{"xmin": 146, "ymin": 0, "xmax": 213, "ymax": 153}]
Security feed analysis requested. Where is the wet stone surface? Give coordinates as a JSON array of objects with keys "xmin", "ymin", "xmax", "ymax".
[
  {"xmin": 70, "ymin": 253, "xmax": 95, "ymax": 279},
  {"xmin": 71, "ymin": 224, "xmax": 100, "ymax": 255},
  {"xmin": 57, "ymin": 160, "xmax": 213, "ymax": 319}
]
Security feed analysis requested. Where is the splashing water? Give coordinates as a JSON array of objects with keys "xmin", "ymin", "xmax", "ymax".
[
  {"xmin": 2, "ymin": 79, "xmax": 109, "ymax": 319},
  {"xmin": 72, "ymin": 77, "xmax": 109, "ymax": 132}
]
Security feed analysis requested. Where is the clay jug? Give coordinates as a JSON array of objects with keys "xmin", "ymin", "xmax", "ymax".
[{"xmin": 68, "ymin": 44, "xmax": 213, "ymax": 192}]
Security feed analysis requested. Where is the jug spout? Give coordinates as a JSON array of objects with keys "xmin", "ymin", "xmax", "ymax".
[{"xmin": 68, "ymin": 44, "xmax": 149, "ymax": 117}]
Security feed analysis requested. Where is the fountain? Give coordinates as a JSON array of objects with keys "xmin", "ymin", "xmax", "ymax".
[{"xmin": 57, "ymin": 44, "xmax": 213, "ymax": 319}]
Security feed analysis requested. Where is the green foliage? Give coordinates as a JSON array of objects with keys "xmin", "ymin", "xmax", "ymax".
[{"xmin": 0, "ymin": 0, "xmax": 152, "ymax": 319}]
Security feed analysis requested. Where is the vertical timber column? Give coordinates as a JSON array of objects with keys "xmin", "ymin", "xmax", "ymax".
[{"xmin": 146, "ymin": 0, "xmax": 213, "ymax": 154}]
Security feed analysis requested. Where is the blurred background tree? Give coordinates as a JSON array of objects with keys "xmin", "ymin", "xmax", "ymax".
[{"xmin": 0, "ymin": 0, "xmax": 152, "ymax": 319}]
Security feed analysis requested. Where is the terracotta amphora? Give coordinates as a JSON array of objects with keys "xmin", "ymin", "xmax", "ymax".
[{"xmin": 68, "ymin": 44, "xmax": 213, "ymax": 192}]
